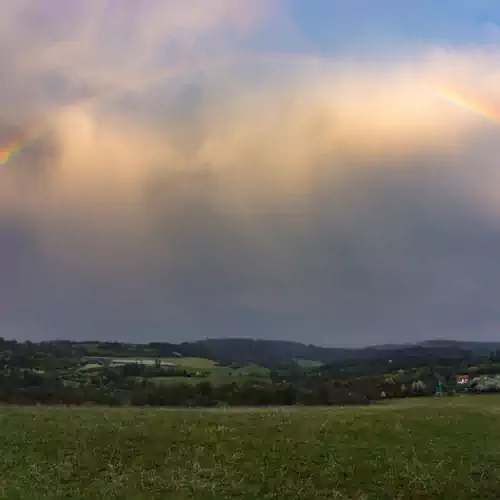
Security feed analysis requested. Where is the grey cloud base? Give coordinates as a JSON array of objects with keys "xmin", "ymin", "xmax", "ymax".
[{"xmin": 2, "ymin": 158, "xmax": 500, "ymax": 347}]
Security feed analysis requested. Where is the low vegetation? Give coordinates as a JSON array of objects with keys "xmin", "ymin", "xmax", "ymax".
[{"xmin": 2, "ymin": 397, "xmax": 500, "ymax": 499}]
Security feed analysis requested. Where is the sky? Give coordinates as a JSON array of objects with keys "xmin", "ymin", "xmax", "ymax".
[{"xmin": 1, "ymin": 1, "xmax": 500, "ymax": 347}]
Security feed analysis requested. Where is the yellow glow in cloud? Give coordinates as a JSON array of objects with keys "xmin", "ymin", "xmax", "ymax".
[
  {"xmin": 1, "ymin": 54, "xmax": 490, "ymax": 247},
  {"xmin": 1, "ymin": 55, "xmax": 494, "ymax": 207}
]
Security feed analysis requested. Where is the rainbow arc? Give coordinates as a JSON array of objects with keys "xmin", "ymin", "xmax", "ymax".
[{"xmin": 2, "ymin": 53, "xmax": 499, "ymax": 168}]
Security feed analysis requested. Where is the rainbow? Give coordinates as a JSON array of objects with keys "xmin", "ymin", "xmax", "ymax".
[
  {"xmin": 5, "ymin": 51, "xmax": 498, "ymax": 168},
  {"xmin": 0, "ymin": 51, "xmax": 334, "ymax": 167},
  {"xmin": 433, "ymin": 86, "xmax": 500, "ymax": 124},
  {"xmin": 0, "ymin": 140, "xmax": 25, "ymax": 166},
  {"xmin": 0, "ymin": 126, "xmax": 39, "ymax": 167},
  {"xmin": 71, "ymin": 51, "xmax": 333, "ymax": 108}
]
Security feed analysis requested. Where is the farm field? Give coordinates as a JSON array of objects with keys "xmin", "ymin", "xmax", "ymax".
[
  {"xmin": 293, "ymin": 358, "xmax": 325, "ymax": 369},
  {"xmin": 158, "ymin": 357, "xmax": 217, "ymax": 369},
  {"xmin": 128, "ymin": 362, "xmax": 272, "ymax": 387},
  {"xmin": 1, "ymin": 396, "xmax": 500, "ymax": 499},
  {"xmin": 82, "ymin": 356, "xmax": 218, "ymax": 369},
  {"xmin": 78, "ymin": 355, "xmax": 273, "ymax": 387}
]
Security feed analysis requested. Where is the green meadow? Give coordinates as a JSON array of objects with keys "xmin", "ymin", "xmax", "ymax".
[
  {"xmin": 1, "ymin": 396, "xmax": 500, "ymax": 499},
  {"xmin": 82, "ymin": 356, "xmax": 217, "ymax": 369}
]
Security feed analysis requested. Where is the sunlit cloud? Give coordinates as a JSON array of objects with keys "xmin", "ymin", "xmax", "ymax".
[{"xmin": 3, "ymin": 47, "xmax": 498, "ymax": 220}]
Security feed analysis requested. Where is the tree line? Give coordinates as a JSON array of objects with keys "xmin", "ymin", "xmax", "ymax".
[{"xmin": 0, "ymin": 367, "xmax": 437, "ymax": 407}]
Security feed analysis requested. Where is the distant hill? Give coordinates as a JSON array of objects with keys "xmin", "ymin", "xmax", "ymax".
[
  {"xmin": 418, "ymin": 339, "xmax": 500, "ymax": 353},
  {"xmin": 150, "ymin": 338, "xmax": 356, "ymax": 366},
  {"xmin": 5, "ymin": 336, "xmax": 500, "ymax": 368},
  {"xmin": 143, "ymin": 337, "xmax": 500, "ymax": 367}
]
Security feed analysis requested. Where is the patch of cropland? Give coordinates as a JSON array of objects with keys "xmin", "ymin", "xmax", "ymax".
[
  {"xmin": 81, "ymin": 356, "xmax": 217, "ymax": 369},
  {"xmin": 1, "ymin": 397, "xmax": 500, "ymax": 499},
  {"xmin": 293, "ymin": 358, "xmax": 325, "ymax": 369},
  {"xmin": 78, "ymin": 355, "xmax": 271, "ymax": 388}
]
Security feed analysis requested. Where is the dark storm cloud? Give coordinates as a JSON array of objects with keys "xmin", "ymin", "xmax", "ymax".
[
  {"xmin": 2, "ymin": 1, "xmax": 500, "ymax": 346},
  {"xmin": 3, "ymin": 152, "xmax": 500, "ymax": 346},
  {"xmin": 151, "ymin": 163, "xmax": 500, "ymax": 346}
]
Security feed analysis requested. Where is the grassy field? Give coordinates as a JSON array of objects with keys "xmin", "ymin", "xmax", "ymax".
[
  {"xmin": 77, "ymin": 357, "xmax": 270, "ymax": 387},
  {"xmin": 149, "ymin": 376, "xmax": 205, "ymax": 386},
  {"xmin": 160, "ymin": 357, "xmax": 217, "ymax": 369},
  {"xmin": 148, "ymin": 363, "xmax": 271, "ymax": 386},
  {"xmin": 293, "ymin": 358, "xmax": 325, "ymax": 369},
  {"xmin": 82, "ymin": 356, "xmax": 217, "ymax": 369},
  {"xmin": 208, "ymin": 364, "xmax": 270, "ymax": 377},
  {"xmin": 1, "ymin": 396, "xmax": 500, "ymax": 499}
]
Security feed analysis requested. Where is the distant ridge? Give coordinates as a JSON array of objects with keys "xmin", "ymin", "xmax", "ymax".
[
  {"xmin": 124, "ymin": 337, "xmax": 500, "ymax": 365},
  {"xmin": 6, "ymin": 336, "xmax": 500, "ymax": 367}
]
